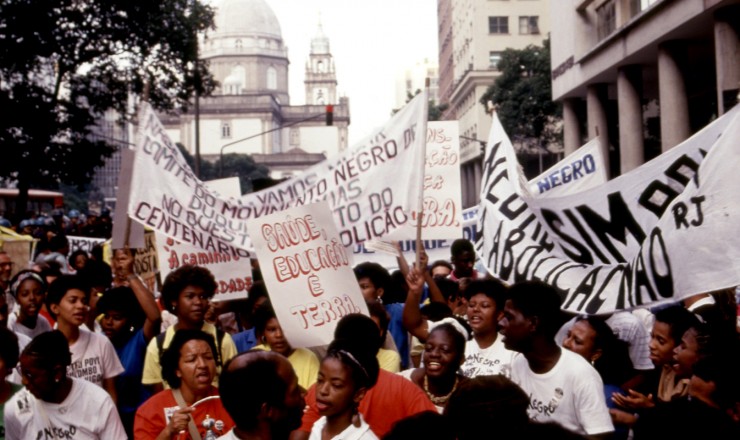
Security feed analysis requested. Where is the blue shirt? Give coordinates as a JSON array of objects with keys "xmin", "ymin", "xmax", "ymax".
[{"xmin": 233, "ymin": 328, "xmax": 258, "ymax": 354}]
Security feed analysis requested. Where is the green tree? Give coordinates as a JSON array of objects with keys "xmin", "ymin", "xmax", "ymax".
[
  {"xmin": 480, "ymin": 38, "xmax": 561, "ymax": 151},
  {"xmin": 0, "ymin": 0, "xmax": 216, "ymax": 220},
  {"xmin": 176, "ymin": 144, "xmax": 270, "ymax": 195}
]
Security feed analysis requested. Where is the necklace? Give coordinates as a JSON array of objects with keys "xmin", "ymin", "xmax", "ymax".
[{"xmin": 423, "ymin": 374, "xmax": 458, "ymax": 405}]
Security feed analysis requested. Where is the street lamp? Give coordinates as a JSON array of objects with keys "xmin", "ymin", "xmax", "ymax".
[{"xmin": 219, "ymin": 106, "xmax": 335, "ymax": 177}]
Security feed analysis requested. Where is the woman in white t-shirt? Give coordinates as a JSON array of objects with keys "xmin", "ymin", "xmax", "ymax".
[{"xmin": 4, "ymin": 331, "xmax": 126, "ymax": 439}]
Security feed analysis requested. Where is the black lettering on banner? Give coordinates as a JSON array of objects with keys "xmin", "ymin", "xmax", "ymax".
[
  {"xmin": 564, "ymin": 210, "xmax": 609, "ymax": 264},
  {"xmin": 664, "ymin": 154, "xmax": 700, "ymax": 188},
  {"xmin": 541, "ymin": 209, "xmax": 593, "ymax": 263},
  {"xmin": 672, "ymin": 195, "xmax": 706, "ymax": 229},
  {"xmin": 576, "ymin": 192, "xmax": 646, "ymax": 263},
  {"xmin": 562, "ymin": 267, "xmax": 601, "ymax": 311},
  {"xmin": 584, "ymin": 265, "xmax": 627, "ymax": 314},
  {"xmin": 648, "ymin": 227, "xmax": 673, "ymax": 299},
  {"xmin": 630, "ymin": 250, "xmax": 658, "ymax": 306},
  {"xmin": 638, "ymin": 181, "xmax": 680, "ymax": 218}
]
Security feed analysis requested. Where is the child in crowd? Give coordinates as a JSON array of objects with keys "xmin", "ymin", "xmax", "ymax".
[
  {"xmin": 7, "ymin": 270, "xmax": 51, "ymax": 338},
  {"xmin": 45, "ymin": 274, "xmax": 124, "ymax": 402}
]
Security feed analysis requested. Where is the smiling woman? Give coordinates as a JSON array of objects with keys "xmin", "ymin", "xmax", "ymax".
[
  {"xmin": 398, "ymin": 319, "xmax": 469, "ymax": 413},
  {"xmin": 134, "ymin": 330, "xmax": 235, "ymax": 440}
]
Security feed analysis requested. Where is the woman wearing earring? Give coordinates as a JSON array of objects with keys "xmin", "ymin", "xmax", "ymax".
[
  {"xmin": 98, "ymin": 247, "xmax": 161, "ymax": 438},
  {"xmin": 311, "ymin": 339, "xmax": 380, "ymax": 440},
  {"xmin": 398, "ymin": 320, "xmax": 469, "ymax": 413},
  {"xmin": 4, "ymin": 331, "xmax": 127, "ymax": 439}
]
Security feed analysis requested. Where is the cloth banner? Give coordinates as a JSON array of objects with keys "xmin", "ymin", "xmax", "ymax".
[
  {"xmin": 349, "ymin": 134, "xmax": 606, "ymax": 269},
  {"xmin": 527, "ymin": 137, "xmax": 607, "ymax": 197},
  {"xmin": 156, "ymin": 232, "xmax": 252, "ymax": 302},
  {"xmin": 384, "ymin": 120, "xmax": 463, "ymax": 240},
  {"xmin": 128, "ymin": 92, "xmax": 428, "ymax": 256},
  {"xmin": 247, "ymin": 201, "xmax": 368, "ymax": 348},
  {"xmin": 351, "ymin": 206, "xmax": 478, "ymax": 269},
  {"xmin": 477, "ymin": 106, "xmax": 740, "ymax": 314}
]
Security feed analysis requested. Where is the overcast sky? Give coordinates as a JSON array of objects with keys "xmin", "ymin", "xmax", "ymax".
[{"xmin": 211, "ymin": 0, "xmax": 439, "ymax": 144}]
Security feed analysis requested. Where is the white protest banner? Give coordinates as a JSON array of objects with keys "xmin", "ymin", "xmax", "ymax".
[
  {"xmin": 128, "ymin": 92, "xmax": 428, "ymax": 256},
  {"xmin": 67, "ymin": 235, "xmax": 106, "ymax": 254},
  {"xmin": 351, "ymin": 206, "xmax": 479, "ymax": 269},
  {"xmin": 247, "ymin": 201, "xmax": 368, "ymax": 348},
  {"xmin": 477, "ymin": 106, "xmax": 740, "ymax": 314},
  {"xmin": 237, "ymin": 91, "xmax": 428, "ymax": 247},
  {"xmin": 385, "ymin": 120, "xmax": 463, "ymax": 240},
  {"xmin": 205, "ymin": 177, "xmax": 242, "ymax": 199},
  {"xmin": 128, "ymin": 103, "xmax": 254, "ymax": 258},
  {"xmin": 527, "ymin": 137, "xmax": 607, "ymax": 197},
  {"xmin": 156, "ymin": 232, "xmax": 253, "ymax": 302}
]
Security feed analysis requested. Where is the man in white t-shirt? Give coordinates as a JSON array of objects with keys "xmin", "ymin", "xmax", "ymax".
[{"xmin": 499, "ymin": 281, "xmax": 614, "ymax": 438}]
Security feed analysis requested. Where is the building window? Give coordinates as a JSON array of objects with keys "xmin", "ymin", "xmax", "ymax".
[
  {"xmin": 597, "ymin": 0, "xmax": 616, "ymax": 41},
  {"xmin": 235, "ymin": 39, "xmax": 242, "ymax": 49},
  {"xmin": 290, "ymin": 128, "xmax": 300, "ymax": 146},
  {"xmin": 489, "ymin": 51, "xmax": 502, "ymax": 70},
  {"xmin": 267, "ymin": 67, "xmax": 277, "ymax": 90},
  {"xmin": 221, "ymin": 122, "xmax": 231, "ymax": 139},
  {"xmin": 488, "ymin": 16, "xmax": 508, "ymax": 34},
  {"xmin": 519, "ymin": 16, "xmax": 539, "ymax": 35}
]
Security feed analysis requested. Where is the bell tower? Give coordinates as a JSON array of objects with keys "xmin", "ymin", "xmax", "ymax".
[{"xmin": 305, "ymin": 20, "xmax": 337, "ymax": 105}]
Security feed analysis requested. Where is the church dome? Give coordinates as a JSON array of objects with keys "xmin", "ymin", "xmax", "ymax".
[{"xmin": 214, "ymin": 0, "xmax": 282, "ymax": 40}]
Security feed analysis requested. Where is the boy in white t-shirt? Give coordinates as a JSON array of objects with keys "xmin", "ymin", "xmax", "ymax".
[
  {"xmin": 45, "ymin": 274, "xmax": 124, "ymax": 402},
  {"xmin": 499, "ymin": 281, "xmax": 614, "ymax": 438}
]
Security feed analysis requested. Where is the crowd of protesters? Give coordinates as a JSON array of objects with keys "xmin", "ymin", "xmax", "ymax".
[{"xmin": 1, "ymin": 209, "xmax": 739, "ymax": 439}]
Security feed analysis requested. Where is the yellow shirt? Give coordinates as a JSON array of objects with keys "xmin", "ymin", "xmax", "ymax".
[
  {"xmin": 141, "ymin": 322, "xmax": 237, "ymax": 387},
  {"xmin": 252, "ymin": 344, "xmax": 320, "ymax": 390},
  {"xmin": 377, "ymin": 348, "xmax": 401, "ymax": 373}
]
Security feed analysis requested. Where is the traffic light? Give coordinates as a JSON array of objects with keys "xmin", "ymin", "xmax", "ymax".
[{"xmin": 325, "ymin": 104, "xmax": 333, "ymax": 126}]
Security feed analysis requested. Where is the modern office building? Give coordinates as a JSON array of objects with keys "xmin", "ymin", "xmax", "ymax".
[
  {"xmin": 550, "ymin": 0, "xmax": 739, "ymax": 177},
  {"xmin": 438, "ymin": 0, "xmax": 551, "ymax": 207}
]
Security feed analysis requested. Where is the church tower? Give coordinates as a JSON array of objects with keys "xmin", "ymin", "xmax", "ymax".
[{"xmin": 305, "ymin": 21, "xmax": 337, "ymax": 105}]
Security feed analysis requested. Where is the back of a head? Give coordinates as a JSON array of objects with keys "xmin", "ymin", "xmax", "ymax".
[
  {"xmin": 507, "ymin": 281, "xmax": 564, "ymax": 338},
  {"xmin": 23, "ymin": 330, "xmax": 72, "ymax": 369},
  {"xmin": 445, "ymin": 375, "xmax": 530, "ymax": 439},
  {"xmin": 333, "ymin": 313, "xmax": 383, "ymax": 356},
  {"xmin": 0, "ymin": 326, "xmax": 19, "ymax": 370},
  {"xmin": 326, "ymin": 338, "xmax": 380, "ymax": 390},
  {"xmin": 219, "ymin": 351, "xmax": 288, "ymax": 431},
  {"xmin": 383, "ymin": 411, "xmax": 454, "ymax": 440},
  {"xmin": 77, "ymin": 259, "xmax": 112, "ymax": 289}
]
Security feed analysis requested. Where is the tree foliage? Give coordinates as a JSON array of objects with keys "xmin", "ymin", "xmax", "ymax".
[
  {"xmin": 480, "ymin": 38, "xmax": 561, "ymax": 149},
  {"xmin": 0, "ymin": 0, "xmax": 216, "ymax": 218},
  {"xmin": 176, "ymin": 144, "xmax": 270, "ymax": 195}
]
